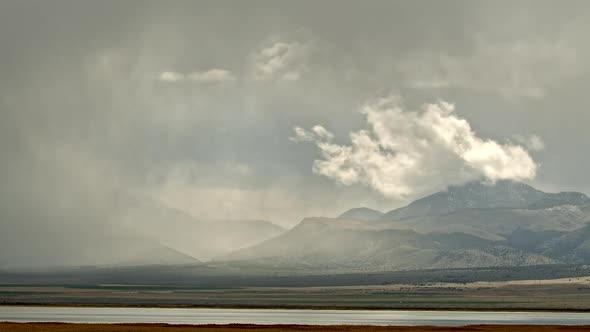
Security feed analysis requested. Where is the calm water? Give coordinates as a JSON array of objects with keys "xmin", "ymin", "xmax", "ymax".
[{"xmin": 1, "ymin": 306, "xmax": 590, "ymax": 326}]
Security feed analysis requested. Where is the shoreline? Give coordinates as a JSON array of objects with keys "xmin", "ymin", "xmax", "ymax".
[
  {"xmin": 2, "ymin": 303, "xmax": 590, "ymax": 313},
  {"xmin": 2, "ymin": 323, "xmax": 590, "ymax": 331}
]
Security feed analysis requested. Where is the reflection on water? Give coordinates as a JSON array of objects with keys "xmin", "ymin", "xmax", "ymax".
[{"xmin": 1, "ymin": 306, "xmax": 589, "ymax": 326}]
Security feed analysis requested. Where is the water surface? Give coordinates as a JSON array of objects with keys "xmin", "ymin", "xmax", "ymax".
[{"xmin": 1, "ymin": 306, "xmax": 590, "ymax": 326}]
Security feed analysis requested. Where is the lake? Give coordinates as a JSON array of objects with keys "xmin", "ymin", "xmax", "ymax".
[{"xmin": 1, "ymin": 306, "xmax": 590, "ymax": 326}]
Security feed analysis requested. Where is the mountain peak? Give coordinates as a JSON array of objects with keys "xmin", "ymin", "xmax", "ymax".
[
  {"xmin": 338, "ymin": 207, "xmax": 384, "ymax": 221},
  {"xmin": 383, "ymin": 180, "xmax": 589, "ymax": 220}
]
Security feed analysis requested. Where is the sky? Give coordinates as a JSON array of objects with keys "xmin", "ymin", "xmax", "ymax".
[{"xmin": 1, "ymin": 1, "xmax": 590, "ymax": 265}]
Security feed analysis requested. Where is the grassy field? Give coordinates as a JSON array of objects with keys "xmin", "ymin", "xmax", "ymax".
[
  {"xmin": 2, "ymin": 276, "xmax": 590, "ymax": 310},
  {"xmin": 1, "ymin": 323, "xmax": 590, "ymax": 332}
]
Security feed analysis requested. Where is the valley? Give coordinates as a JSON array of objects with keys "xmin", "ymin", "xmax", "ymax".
[{"xmin": 2, "ymin": 274, "xmax": 590, "ymax": 310}]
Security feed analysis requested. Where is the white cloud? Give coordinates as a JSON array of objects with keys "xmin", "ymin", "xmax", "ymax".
[
  {"xmin": 253, "ymin": 41, "xmax": 309, "ymax": 81},
  {"xmin": 292, "ymin": 96, "xmax": 539, "ymax": 198},
  {"xmin": 187, "ymin": 69, "xmax": 236, "ymax": 82},
  {"xmin": 158, "ymin": 71, "xmax": 185, "ymax": 82},
  {"xmin": 158, "ymin": 69, "xmax": 236, "ymax": 83},
  {"xmin": 397, "ymin": 40, "xmax": 580, "ymax": 99},
  {"xmin": 290, "ymin": 125, "xmax": 334, "ymax": 143}
]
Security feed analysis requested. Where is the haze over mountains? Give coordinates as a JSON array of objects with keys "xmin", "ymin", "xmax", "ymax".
[
  {"xmin": 221, "ymin": 180, "xmax": 590, "ymax": 273},
  {"xmin": 3, "ymin": 180, "xmax": 590, "ymax": 274},
  {"xmin": 0, "ymin": 195, "xmax": 285, "ymax": 268},
  {"xmin": 119, "ymin": 200, "xmax": 285, "ymax": 261},
  {"xmin": 338, "ymin": 207, "xmax": 385, "ymax": 221}
]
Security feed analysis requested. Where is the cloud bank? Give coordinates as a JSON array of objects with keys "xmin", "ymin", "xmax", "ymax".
[{"xmin": 293, "ymin": 97, "xmax": 539, "ymax": 198}]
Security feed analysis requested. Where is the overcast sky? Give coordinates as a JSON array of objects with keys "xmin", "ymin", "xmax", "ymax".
[{"xmin": 1, "ymin": 0, "xmax": 590, "ymax": 240}]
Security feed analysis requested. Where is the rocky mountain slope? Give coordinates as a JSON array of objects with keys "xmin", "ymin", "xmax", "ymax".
[
  {"xmin": 223, "ymin": 217, "xmax": 556, "ymax": 273},
  {"xmin": 383, "ymin": 180, "xmax": 590, "ymax": 220},
  {"xmin": 223, "ymin": 181, "xmax": 590, "ymax": 273}
]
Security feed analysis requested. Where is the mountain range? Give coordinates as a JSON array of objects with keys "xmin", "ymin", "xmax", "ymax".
[
  {"xmin": 220, "ymin": 180, "xmax": 590, "ymax": 273},
  {"xmin": 6, "ymin": 180, "xmax": 589, "ymax": 273}
]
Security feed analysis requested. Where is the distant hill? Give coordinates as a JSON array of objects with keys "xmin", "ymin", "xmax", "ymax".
[
  {"xmin": 0, "ymin": 231, "xmax": 200, "ymax": 269},
  {"xmin": 196, "ymin": 219, "xmax": 287, "ymax": 259},
  {"xmin": 99, "ymin": 236, "xmax": 201, "ymax": 266},
  {"xmin": 338, "ymin": 207, "xmax": 384, "ymax": 221},
  {"xmin": 380, "ymin": 204, "xmax": 590, "ymax": 241},
  {"xmin": 540, "ymin": 224, "xmax": 590, "ymax": 263},
  {"xmin": 223, "ymin": 217, "xmax": 555, "ymax": 273},
  {"xmin": 383, "ymin": 180, "xmax": 590, "ymax": 220},
  {"xmin": 120, "ymin": 201, "xmax": 286, "ymax": 261}
]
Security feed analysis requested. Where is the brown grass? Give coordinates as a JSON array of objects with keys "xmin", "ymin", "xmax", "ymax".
[
  {"xmin": 3, "ymin": 281, "xmax": 590, "ymax": 310},
  {"xmin": 1, "ymin": 323, "xmax": 590, "ymax": 332}
]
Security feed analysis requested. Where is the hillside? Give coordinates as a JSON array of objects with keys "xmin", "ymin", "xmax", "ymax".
[
  {"xmin": 120, "ymin": 202, "xmax": 286, "ymax": 261},
  {"xmin": 338, "ymin": 207, "xmax": 384, "ymax": 221},
  {"xmin": 0, "ymin": 232, "xmax": 200, "ymax": 269},
  {"xmin": 223, "ymin": 217, "xmax": 555, "ymax": 273},
  {"xmin": 224, "ymin": 181, "xmax": 590, "ymax": 273},
  {"xmin": 383, "ymin": 180, "xmax": 590, "ymax": 220}
]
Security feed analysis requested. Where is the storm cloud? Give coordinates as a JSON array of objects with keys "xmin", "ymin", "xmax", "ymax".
[{"xmin": 1, "ymin": 0, "xmax": 590, "ymax": 267}]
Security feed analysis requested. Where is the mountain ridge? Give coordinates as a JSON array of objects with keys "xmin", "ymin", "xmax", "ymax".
[
  {"xmin": 382, "ymin": 180, "xmax": 589, "ymax": 221},
  {"xmin": 224, "ymin": 180, "xmax": 590, "ymax": 273},
  {"xmin": 338, "ymin": 207, "xmax": 384, "ymax": 221}
]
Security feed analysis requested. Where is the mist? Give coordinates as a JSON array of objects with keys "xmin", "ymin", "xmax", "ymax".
[{"xmin": 1, "ymin": 0, "xmax": 590, "ymax": 268}]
